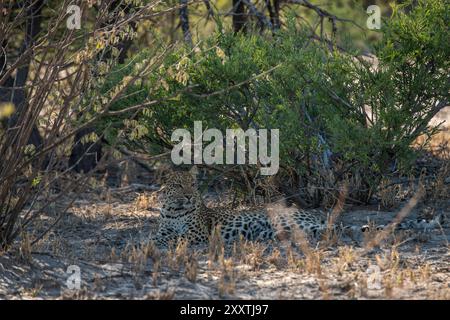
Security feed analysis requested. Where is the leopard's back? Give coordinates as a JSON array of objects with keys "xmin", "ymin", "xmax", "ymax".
[{"xmin": 196, "ymin": 203, "xmax": 330, "ymax": 244}]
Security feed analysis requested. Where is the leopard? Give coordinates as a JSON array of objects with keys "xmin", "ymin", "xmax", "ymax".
[
  {"xmin": 152, "ymin": 168, "xmax": 350, "ymax": 248},
  {"xmin": 152, "ymin": 168, "xmax": 445, "ymax": 248}
]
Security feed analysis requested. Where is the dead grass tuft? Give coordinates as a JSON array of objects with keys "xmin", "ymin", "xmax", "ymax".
[{"xmin": 218, "ymin": 257, "xmax": 236, "ymax": 297}]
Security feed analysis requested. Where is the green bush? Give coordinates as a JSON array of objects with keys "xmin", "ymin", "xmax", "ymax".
[{"xmin": 96, "ymin": 0, "xmax": 449, "ymax": 205}]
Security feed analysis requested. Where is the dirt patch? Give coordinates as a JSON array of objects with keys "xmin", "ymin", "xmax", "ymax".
[{"xmin": 0, "ymin": 187, "xmax": 448, "ymax": 300}]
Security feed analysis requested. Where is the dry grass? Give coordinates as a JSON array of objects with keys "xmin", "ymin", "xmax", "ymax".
[
  {"xmin": 218, "ymin": 258, "xmax": 236, "ymax": 297},
  {"xmin": 415, "ymin": 128, "xmax": 450, "ymax": 156},
  {"xmin": 0, "ymin": 152, "xmax": 448, "ymax": 300}
]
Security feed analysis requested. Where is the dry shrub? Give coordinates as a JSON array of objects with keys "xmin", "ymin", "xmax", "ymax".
[
  {"xmin": 208, "ymin": 225, "xmax": 224, "ymax": 267},
  {"xmin": 167, "ymin": 239, "xmax": 188, "ymax": 271},
  {"xmin": 19, "ymin": 232, "xmax": 33, "ymax": 263},
  {"xmin": 336, "ymin": 246, "xmax": 355, "ymax": 274},
  {"xmin": 378, "ymin": 179, "xmax": 401, "ymax": 209},
  {"xmin": 267, "ymin": 247, "xmax": 286, "ymax": 269},
  {"xmin": 0, "ymin": 0, "xmax": 176, "ymax": 250},
  {"xmin": 185, "ymin": 251, "xmax": 199, "ymax": 283},
  {"xmin": 218, "ymin": 258, "xmax": 236, "ymax": 297},
  {"xmin": 238, "ymin": 241, "xmax": 266, "ymax": 270},
  {"xmin": 430, "ymin": 162, "xmax": 450, "ymax": 200}
]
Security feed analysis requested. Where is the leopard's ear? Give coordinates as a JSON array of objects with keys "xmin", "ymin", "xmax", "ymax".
[
  {"xmin": 189, "ymin": 165, "xmax": 199, "ymax": 188},
  {"xmin": 189, "ymin": 165, "xmax": 199, "ymax": 178}
]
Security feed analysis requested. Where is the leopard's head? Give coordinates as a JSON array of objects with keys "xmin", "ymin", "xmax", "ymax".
[{"xmin": 158, "ymin": 167, "xmax": 202, "ymax": 219}]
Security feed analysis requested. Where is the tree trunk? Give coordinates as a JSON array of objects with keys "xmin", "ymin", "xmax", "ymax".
[
  {"xmin": 180, "ymin": 0, "xmax": 192, "ymax": 44},
  {"xmin": 1, "ymin": 1, "xmax": 44, "ymax": 151},
  {"xmin": 267, "ymin": 0, "xmax": 280, "ymax": 30},
  {"xmin": 68, "ymin": 2, "xmax": 135, "ymax": 175},
  {"xmin": 232, "ymin": 0, "xmax": 247, "ymax": 33}
]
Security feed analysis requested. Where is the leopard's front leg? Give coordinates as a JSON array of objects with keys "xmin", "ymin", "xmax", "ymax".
[{"xmin": 152, "ymin": 221, "xmax": 179, "ymax": 248}]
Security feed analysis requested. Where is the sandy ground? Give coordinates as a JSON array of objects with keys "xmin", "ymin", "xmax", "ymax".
[{"xmin": 0, "ymin": 185, "xmax": 448, "ymax": 300}]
